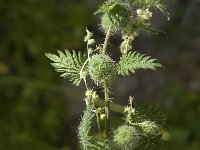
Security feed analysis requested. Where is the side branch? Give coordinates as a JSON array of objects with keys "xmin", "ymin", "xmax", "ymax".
[{"xmin": 102, "ymin": 25, "xmax": 112, "ymax": 55}]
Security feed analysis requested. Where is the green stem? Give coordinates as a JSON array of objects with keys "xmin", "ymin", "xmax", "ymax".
[
  {"xmin": 104, "ymin": 84, "xmax": 110, "ymax": 138},
  {"xmin": 102, "ymin": 25, "xmax": 112, "ymax": 55},
  {"xmin": 92, "ymin": 100, "xmax": 101, "ymax": 134},
  {"xmin": 96, "ymin": 112, "xmax": 101, "ymax": 134},
  {"xmin": 102, "ymin": 25, "xmax": 112, "ymax": 138}
]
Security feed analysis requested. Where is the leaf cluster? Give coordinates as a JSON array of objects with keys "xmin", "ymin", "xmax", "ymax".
[
  {"xmin": 119, "ymin": 101, "xmax": 165, "ymax": 150},
  {"xmin": 132, "ymin": 103, "xmax": 165, "ymax": 125},
  {"xmin": 46, "ymin": 50, "xmax": 162, "ymax": 87},
  {"xmin": 45, "ymin": 0, "xmax": 169, "ymax": 149}
]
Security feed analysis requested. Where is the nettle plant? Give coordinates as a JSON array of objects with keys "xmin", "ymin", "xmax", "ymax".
[{"xmin": 46, "ymin": 0, "xmax": 169, "ymax": 149}]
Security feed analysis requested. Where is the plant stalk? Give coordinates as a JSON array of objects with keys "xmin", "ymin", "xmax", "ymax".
[
  {"xmin": 104, "ymin": 84, "xmax": 110, "ymax": 138},
  {"xmin": 102, "ymin": 25, "xmax": 112, "ymax": 138},
  {"xmin": 92, "ymin": 100, "xmax": 101, "ymax": 134},
  {"xmin": 102, "ymin": 25, "xmax": 112, "ymax": 55}
]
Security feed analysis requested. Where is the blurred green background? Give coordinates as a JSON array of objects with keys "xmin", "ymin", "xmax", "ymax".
[{"xmin": 0, "ymin": 0, "xmax": 199, "ymax": 150}]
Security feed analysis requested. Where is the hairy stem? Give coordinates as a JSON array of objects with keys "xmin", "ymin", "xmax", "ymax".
[
  {"xmin": 104, "ymin": 84, "xmax": 110, "ymax": 138},
  {"xmin": 102, "ymin": 25, "xmax": 112, "ymax": 139},
  {"xmin": 92, "ymin": 100, "xmax": 101, "ymax": 134},
  {"xmin": 102, "ymin": 25, "xmax": 112, "ymax": 55}
]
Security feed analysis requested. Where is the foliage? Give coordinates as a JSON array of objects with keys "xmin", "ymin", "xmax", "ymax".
[
  {"xmin": 1, "ymin": 0, "xmax": 199, "ymax": 149},
  {"xmin": 95, "ymin": 0, "xmax": 169, "ymax": 34},
  {"xmin": 46, "ymin": 0, "xmax": 169, "ymax": 149},
  {"xmin": 45, "ymin": 50, "xmax": 87, "ymax": 86},
  {"xmin": 78, "ymin": 103, "xmax": 95, "ymax": 150},
  {"xmin": 117, "ymin": 51, "xmax": 162, "ymax": 76}
]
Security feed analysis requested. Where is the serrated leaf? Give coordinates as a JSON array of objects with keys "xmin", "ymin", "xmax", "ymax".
[
  {"xmin": 45, "ymin": 50, "xmax": 87, "ymax": 86},
  {"xmin": 117, "ymin": 51, "xmax": 162, "ymax": 76},
  {"xmin": 78, "ymin": 103, "xmax": 97, "ymax": 150},
  {"xmin": 94, "ymin": 0, "xmax": 115, "ymax": 15},
  {"xmin": 45, "ymin": 53, "xmax": 60, "ymax": 62}
]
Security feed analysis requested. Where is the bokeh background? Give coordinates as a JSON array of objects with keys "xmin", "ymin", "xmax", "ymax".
[{"xmin": 0, "ymin": 0, "xmax": 200, "ymax": 149}]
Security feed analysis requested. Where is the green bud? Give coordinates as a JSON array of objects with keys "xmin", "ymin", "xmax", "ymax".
[
  {"xmin": 88, "ymin": 54, "xmax": 117, "ymax": 86},
  {"xmin": 84, "ymin": 28, "xmax": 93, "ymax": 42},
  {"xmin": 100, "ymin": 114, "xmax": 105, "ymax": 120},
  {"xmin": 88, "ymin": 39, "xmax": 95, "ymax": 45},
  {"xmin": 85, "ymin": 90, "xmax": 99, "ymax": 105}
]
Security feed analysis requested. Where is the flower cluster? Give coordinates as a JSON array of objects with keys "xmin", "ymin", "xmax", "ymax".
[{"xmin": 137, "ymin": 8, "xmax": 153, "ymax": 20}]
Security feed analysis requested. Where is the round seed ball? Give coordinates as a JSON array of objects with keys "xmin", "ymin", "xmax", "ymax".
[
  {"xmin": 101, "ymin": 4, "xmax": 131, "ymax": 32},
  {"xmin": 109, "ymin": 4, "xmax": 131, "ymax": 28},
  {"xmin": 88, "ymin": 54, "xmax": 117, "ymax": 86},
  {"xmin": 113, "ymin": 125, "xmax": 143, "ymax": 150}
]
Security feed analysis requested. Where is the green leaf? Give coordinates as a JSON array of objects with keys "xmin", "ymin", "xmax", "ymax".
[
  {"xmin": 117, "ymin": 51, "xmax": 162, "ymax": 76},
  {"xmin": 78, "ymin": 104, "xmax": 96, "ymax": 150},
  {"xmin": 94, "ymin": 0, "xmax": 115, "ymax": 15},
  {"xmin": 132, "ymin": 103, "xmax": 165, "ymax": 126},
  {"xmin": 45, "ymin": 50, "xmax": 87, "ymax": 86}
]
